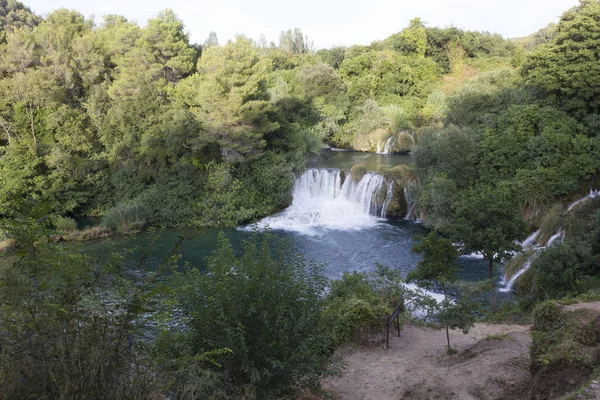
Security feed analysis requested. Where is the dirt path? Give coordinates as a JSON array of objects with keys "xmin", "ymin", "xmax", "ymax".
[{"xmin": 322, "ymin": 323, "xmax": 532, "ymax": 400}]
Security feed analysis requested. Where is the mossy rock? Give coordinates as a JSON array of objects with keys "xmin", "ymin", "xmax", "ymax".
[
  {"xmin": 389, "ymin": 165, "xmax": 412, "ymax": 187},
  {"xmin": 374, "ymin": 183, "xmax": 388, "ymax": 208},
  {"xmin": 350, "ymin": 164, "xmax": 368, "ymax": 184},
  {"xmin": 383, "ymin": 183, "xmax": 408, "ymax": 219},
  {"xmin": 390, "ymin": 132, "xmax": 415, "ymax": 153}
]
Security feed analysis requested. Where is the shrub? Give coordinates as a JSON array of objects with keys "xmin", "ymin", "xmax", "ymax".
[
  {"xmin": 173, "ymin": 232, "xmax": 328, "ymax": 397},
  {"xmin": 102, "ymin": 201, "xmax": 148, "ymax": 234},
  {"xmin": 322, "ymin": 267, "xmax": 405, "ymax": 347},
  {"xmin": 383, "ymin": 104, "xmax": 413, "ymax": 133},
  {"xmin": 0, "ymin": 216, "xmax": 156, "ymax": 399},
  {"xmin": 63, "ymin": 225, "xmax": 113, "ymax": 242},
  {"xmin": 529, "ymin": 302, "xmax": 600, "ymax": 399},
  {"xmin": 533, "ymin": 244, "xmax": 594, "ymax": 300},
  {"xmin": 532, "ymin": 301, "xmax": 564, "ymax": 332},
  {"xmin": 54, "ymin": 216, "xmax": 77, "ymax": 232}
]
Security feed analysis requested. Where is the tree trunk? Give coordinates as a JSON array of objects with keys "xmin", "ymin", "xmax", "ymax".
[{"xmin": 489, "ymin": 258, "xmax": 496, "ymax": 313}]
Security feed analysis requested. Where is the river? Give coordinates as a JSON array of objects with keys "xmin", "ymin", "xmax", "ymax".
[{"xmin": 80, "ymin": 151, "xmax": 498, "ymax": 285}]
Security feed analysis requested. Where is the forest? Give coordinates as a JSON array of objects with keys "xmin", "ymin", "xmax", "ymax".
[{"xmin": 1, "ymin": 0, "xmax": 600, "ymax": 398}]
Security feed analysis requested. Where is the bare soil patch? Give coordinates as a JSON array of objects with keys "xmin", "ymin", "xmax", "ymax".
[{"xmin": 322, "ymin": 323, "xmax": 531, "ymax": 400}]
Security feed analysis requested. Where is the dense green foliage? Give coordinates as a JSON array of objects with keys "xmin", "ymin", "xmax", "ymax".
[
  {"xmin": 529, "ymin": 301, "xmax": 600, "ymax": 399},
  {"xmin": 0, "ymin": 205, "xmax": 160, "ymax": 399},
  {"xmin": 170, "ymin": 232, "xmax": 328, "ymax": 397},
  {"xmin": 0, "ymin": 0, "xmax": 539, "ymax": 230},
  {"xmin": 409, "ymin": 1, "xmax": 600, "ymax": 309},
  {"xmin": 322, "ymin": 266, "xmax": 406, "ymax": 347}
]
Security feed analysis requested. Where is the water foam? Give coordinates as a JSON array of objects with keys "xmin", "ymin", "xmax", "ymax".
[{"xmin": 245, "ymin": 169, "xmax": 391, "ymax": 235}]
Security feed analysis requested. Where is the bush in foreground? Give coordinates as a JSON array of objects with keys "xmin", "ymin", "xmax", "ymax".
[{"xmin": 171, "ymin": 232, "xmax": 329, "ymax": 397}]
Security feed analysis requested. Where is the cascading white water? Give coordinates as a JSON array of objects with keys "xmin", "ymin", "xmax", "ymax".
[
  {"xmin": 499, "ymin": 260, "xmax": 532, "ymax": 293},
  {"xmin": 248, "ymin": 168, "xmax": 392, "ymax": 234},
  {"xmin": 499, "ymin": 229, "xmax": 567, "ymax": 293},
  {"xmin": 404, "ymin": 187, "xmax": 416, "ymax": 220},
  {"xmin": 567, "ymin": 189, "xmax": 599, "ymax": 212},
  {"xmin": 500, "ymin": 188, "xmax": 600, "ymax": 292},
  {"xmin": 522, "ymin": 230, "xmax": 540, "ymax": 249},
  {"xmin": 376, "ymin": 136, "xmax": 396, "ymax": 154},
  {"xmin": 381, "ymin": 181, "xmax": 394, "ymax": 218},
  {"xmin": 383, "ymin": 136, "xmax": 396, "ymax": 154}
]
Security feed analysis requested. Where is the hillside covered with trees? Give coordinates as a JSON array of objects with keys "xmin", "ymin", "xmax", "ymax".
[{"xmin": 2, "ymin": 0, "xmax": 587, "ymax": 230}]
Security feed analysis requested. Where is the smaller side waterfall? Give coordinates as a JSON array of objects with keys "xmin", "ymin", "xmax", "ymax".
[
  {"xmin": 522, "ymin": 230, "xmax": 540, "ymax": 249},
  {"xmin": 383, "ymin": 136, "xmax": 396, "ymax": 154},
  {"xmin": 499, "ymin": 260, "xmax": 532, "ymax": 293},
  {"xmin": 499, "ymin": 228, "xmax": 567, "ymax": 293},
  {"xmin": 377, "ymin": 136, "xmax": 396, "ymax": 154},
  {"xmin": 567, "ymin": 189, "xmax": 599, "ymax": 212},
  {"xmin": 501, "ymin": 187, "xmax": 600, "ymax": 292}
]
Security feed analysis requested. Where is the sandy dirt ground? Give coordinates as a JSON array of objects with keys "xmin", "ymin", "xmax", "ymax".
[{"xmin": 322, "ymin": 323, "xmax": 532, "ymax": 400}]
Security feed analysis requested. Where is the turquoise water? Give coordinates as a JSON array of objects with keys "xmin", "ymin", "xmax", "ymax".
[{"xmin": 79, "ymin": 221, "xmax": 498, "ymax": 282}]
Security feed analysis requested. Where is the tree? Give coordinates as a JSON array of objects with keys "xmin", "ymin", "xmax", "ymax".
[
  {"xmin": 203, "ymin": 30, "xmax": 218, "ymax": 49},
  {"xmin": 0, "ymin": 0, "xmax": 41, "ymax": 44},
  {"xmin": 408, "ymin": 231, "xmax": 462, "ymax": 351},
  {"xmin": 522, "ymin": 0, "xmax": 600, "ymax": 115},
  {"xmin": 452, "ymin": 185, "xmax": 526, "ymax": 312},
  {"xmin": 278, "ymin": 28, "xmax": 312, "ymax": 54},
  {"xmin": 385, "ymin": 17, "xmax": 427, "ymax": 58},
  {"xmin": 181, "ymin": 36, "xmax": 278, "ymax": 162},
  {"xmin": 141, "ymin": 9, "xmax": 195, "ymax": 83}
]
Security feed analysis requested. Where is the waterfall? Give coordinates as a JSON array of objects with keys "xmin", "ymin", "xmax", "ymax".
[
  {"xmin": 381, "ymin": 181, "xmax": 394, "ymax": 218},
  {"xmin": 499, "ymin": 260, "xmax": 532, "ymax": 293},
  {"xmin": 522, "ymin": 230, "xmax": 540, "ymax": 249},
  {"xmin": 404, "ymin": 187, "xmax": 416, "ymax": 220},
  {"xmin": 499, "ymin": 229, "xmax": 566, "ymax": 293},
  {"xmin": 247, "ymin": 168, "xmax": 392, "ymax": 234},
  {"xmin": 499, "ymin": 189, "xmax": 598, "ymax": 293},
  {"xmin": 567, "ymin": 189, "xmax": 599, "ymax": 212},
  {"xmin": 383, "ymin": 136, "xmax": 396, "ymax": 154},
  {"xmin": 376, "ymin": 136, "xmax": 396, "ymax": 154}
]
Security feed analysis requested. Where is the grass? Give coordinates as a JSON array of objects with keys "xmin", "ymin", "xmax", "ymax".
[
  {"xmin": 558, "ymin": 292, "xmax": 600, "ymax": 306},
  {"xmin": 102, "ymin": 202, "xmax": 148, "ymax": 234},
  {"xmin": 62, "ymin": 226, "xmax": 113, "ymax": 242}
]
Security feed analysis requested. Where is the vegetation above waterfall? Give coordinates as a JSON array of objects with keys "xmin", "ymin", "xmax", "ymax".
[{"xmin": 3, "ymin": 0, "xmax": 598, "ymax": 230}]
